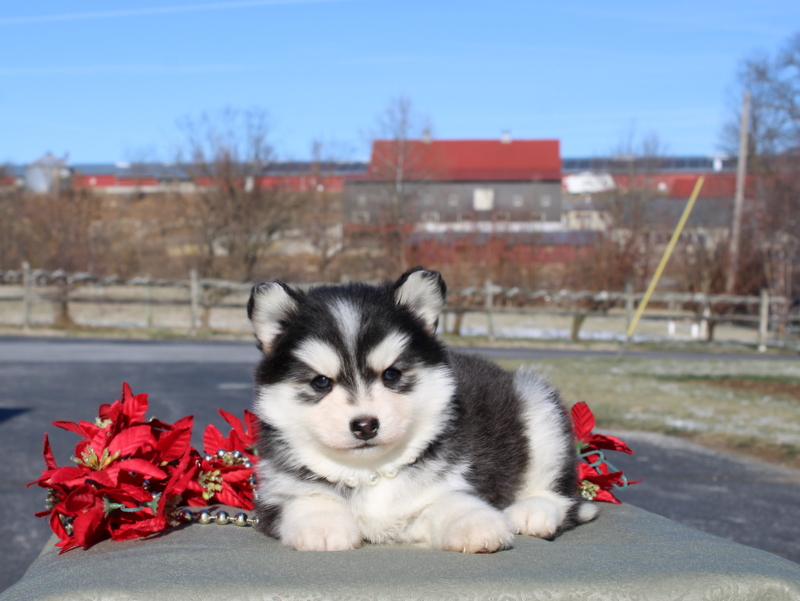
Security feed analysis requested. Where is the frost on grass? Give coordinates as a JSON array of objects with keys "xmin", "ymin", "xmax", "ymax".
[{"xmin": 512, "ymin": 356, "xmax": 800, "ymax": 452}]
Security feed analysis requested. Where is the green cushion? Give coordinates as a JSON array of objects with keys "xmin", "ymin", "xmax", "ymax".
[{"xmin": 3, "ymin": 504, "xmax": 800, "ymax": 601}]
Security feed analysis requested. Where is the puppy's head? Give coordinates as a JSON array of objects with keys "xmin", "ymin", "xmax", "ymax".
[{"xmin": 248, "ymin": 268, "xmax": 454, "ymax": 468}]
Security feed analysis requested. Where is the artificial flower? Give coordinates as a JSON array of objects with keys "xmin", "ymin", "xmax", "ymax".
[
  {"xmin": 29, "ymin": 383, "xmax": 208, "ymax": 552},
  {"xmin": 571, "ymin": 401, "xmax": 639, "ymax": 503},
  {"xmin": 184, "ymin": 409, "xmax": 260, "ymax": 509}
]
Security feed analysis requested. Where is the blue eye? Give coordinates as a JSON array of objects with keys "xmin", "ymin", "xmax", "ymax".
[
  {"xmin": 382, "ymin": 368, "xmax": 401, "ymax": 383},
  {"xmin": 310, "ymin": 375, "xmax": 332, "ymax": 391}
]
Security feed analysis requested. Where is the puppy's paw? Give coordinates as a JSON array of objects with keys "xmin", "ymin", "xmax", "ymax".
[
  {"xmin": 505, "ymin": 496, "xmax": 566, "ymax": 539},
  {"xmin": 279, "ymin": 498, "xmax": 362, "ymax": 552},
  {"xmin": 439, "ymin": 506, "xmax": 515, "ymax": 554},
  {"xmin": 284, "ymin": 520, "xmax": 362, "ymax": 552}
]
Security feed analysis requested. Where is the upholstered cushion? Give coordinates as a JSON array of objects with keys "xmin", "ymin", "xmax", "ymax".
[{"xmin": 3, "ymin": 504, "xmax": 799, "ymax": 601}]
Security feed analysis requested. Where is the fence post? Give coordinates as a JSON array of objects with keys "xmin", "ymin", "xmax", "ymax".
[
  {"xmin": 189, "ymin": 269, "xmax": 199, "ymax": 333},
  {"xmin": 485, "ymin": 279, "xmax": 495, "ymax": 342},
  {"xmin": 758, "ymin": 289, "xmax": 769, "ymax": 353},
  {"xmin": 571, "ymin": 314, "xmax": 586, "ymax": 342},
  {"xmin": 624, "ymin": 283, "xmax": 634, "ymax": 337},
  {"xmin": 703, "ymin": 298, "xmax": 717, "ymax": 342},
  {"xmin": 667, "ymin": 299, "xmax": 677, "ymax": 337},
  {"xmin": 22, "ymin": 261, "xmax": 32, "ymax": 331},
  {"xmin": 145, "ymin": 279, "xmax": 153, "ymax": 329}
]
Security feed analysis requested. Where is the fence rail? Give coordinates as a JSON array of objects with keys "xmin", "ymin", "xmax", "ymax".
[{"xmin": 1, "ymin": 265, "xmax": 797, "ymax": 352}]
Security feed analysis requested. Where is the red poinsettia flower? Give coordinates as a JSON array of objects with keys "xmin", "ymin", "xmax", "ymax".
[
  {"xmin": 571, "ymin": 402, "xmax": 639, "ymax": 503},
  {"xmin": 203, "ymin": 409, "xmax": 260, "ymax": 461},
  {"xmin": 29, "ymin": 383, "xmax": 202, "ymax": 552},
  {"xmin": 184, "ymin": 453, "xmax": 255, "ymax": 509},
  {"xmin": 577, "ymin": 461, "xmax": 628, "ymax": 504},
  {"xmin": 572, "ymin": 402, "xmax": 633, "ymax": 456},
  {"xmin": 184, "ymin": 409, "xmax": 259, "ymax": 509}
]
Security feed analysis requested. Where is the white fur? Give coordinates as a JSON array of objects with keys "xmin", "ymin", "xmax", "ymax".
[
  {"xmin": 513, "ymin": 368, "xmax": 572, "ymax": 501},
  {"xmin": 348, "ymin": 459, "xmax": 472, "ymax": 544},
  {"xmin": 293, "ymin": 338, "xmax": 341, "ymax": 379},
  {"xmin": 578, "ymin": 501, "xmax": 600, "ymax": 523},
  {"xmin": 505, "ymin": 494, "xmax": 572, "ymax": 538},
  {"xmin": 250, "ymin": 284, "xmax": 297, "ymax": 352},
  {"xmin": 331, "ymin": 299, "xmax": 361, "ymax": 352},
  {"xmin": 509, "ymin": 367, "xmax": 597, "ymax": 536},
  {"xmin": 409, "ymin": 491, "xmax": 515, "ymax": 553},
  {"xmin": 278, "ymin": 495, "xmax": 361, "ymax": 551},
  {"xmin": 394, "ymin": 271, "xmax": 443, "ymax": 332},
  {"xmin": 366, "ymin": 332, "xmax": 409, "ymax": 373}
]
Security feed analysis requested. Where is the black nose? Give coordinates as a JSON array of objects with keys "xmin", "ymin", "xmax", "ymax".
[{"xmin": 350, "ymin": 417, "xmax": 380, "ymax": 440}]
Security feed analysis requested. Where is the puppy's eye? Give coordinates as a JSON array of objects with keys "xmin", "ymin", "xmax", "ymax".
[
  {"xmin": 310, "ymin": 375, "xmax": 332, "ymax": 391},
  {"xmin": 382, "ymin": 368, "xmax": 401, "ymax": 383}
]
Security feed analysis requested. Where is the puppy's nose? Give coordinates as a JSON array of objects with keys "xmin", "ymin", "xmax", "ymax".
[{"xmin": 350, "ymin": 417, "xmax": 380, "ymax": 440}]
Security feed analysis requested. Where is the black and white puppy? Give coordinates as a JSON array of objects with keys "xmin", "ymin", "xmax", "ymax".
[{"xmin": 247, "ymin": 267, "xmax": 597, "ymax": 553}]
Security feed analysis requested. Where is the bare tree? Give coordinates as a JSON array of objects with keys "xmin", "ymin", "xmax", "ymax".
[
  {"xmin": 4, "ymin": 185, "xmax": 110, "ymax": 273},
  {"xmin": 176, "ymin": 107, "xmax": 297, "ymax": 281},
  {"xmin": 570, "ymin": 127, "xmax": 669, "ymax": 291},
  {"xmin": 367, "ymin": 96, "xmax": 434, "ymax": 274},
  {"xmin": 0, "ymin": 165, "xmax": 18, "ymax": 270},
  {"xmin": 721, "ymin": 32, "xmax": 800, "ymax": 298},
  {"xmin": 297, "ymin": 141, "xmax": 347, "ymax": 281}
]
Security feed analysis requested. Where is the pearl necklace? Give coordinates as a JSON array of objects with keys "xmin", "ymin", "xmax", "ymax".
[
  {"xmin": 325, "ymin": 454, "xmax": 417, "ymax": 488},
  {"xmin": 174, "ymin": 507, "xmax": 259, "ymax": 528}
]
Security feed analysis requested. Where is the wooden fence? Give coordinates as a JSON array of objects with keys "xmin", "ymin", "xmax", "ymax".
[{"xmin": 0, "ymin": 264, "xmax": 796, "ymax": 352}]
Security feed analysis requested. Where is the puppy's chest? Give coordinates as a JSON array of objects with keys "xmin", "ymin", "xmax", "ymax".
[{"xmin": 343, "ymin": 473, "xmax": 440, "ymax": 543}]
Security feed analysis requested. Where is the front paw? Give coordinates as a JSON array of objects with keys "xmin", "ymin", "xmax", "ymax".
[
  {"xmin": 279, "ymin": 497, "xmax": 362, "ymax": 551},
  {"xmin": 505, "ymin": 495, "xmax": 567, "ymax": 539},
  {"xmin": 284, "ymin": 520, "xmax": 362, "ymax": 551},
  {"xmin": 439, "ymin": 507, "xmax": 514, "ymax": 554}
]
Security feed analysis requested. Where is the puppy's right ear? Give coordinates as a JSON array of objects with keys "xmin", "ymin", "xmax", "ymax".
[{"xmin": 247, "ymin": 282, "xmax": 299, "ymax": 353}]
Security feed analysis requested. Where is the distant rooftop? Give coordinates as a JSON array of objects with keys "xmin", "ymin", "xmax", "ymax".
[
  {"xmin": 368, "ymin": 139, "xmax": 562, "ymax": 182},
  {"xmin": 562, "ymin": 156, "xmax": 737, "ymax": 174}
]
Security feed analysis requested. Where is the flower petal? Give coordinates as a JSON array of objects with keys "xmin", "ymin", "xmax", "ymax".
[
  {"xmin": 108, "ymin": 425, "xmax": 157, "ymax": 457},
  {"xmin": 119, "ymin": 382, "xmax": 149, "ymax": 424},
  {"xmin": 570, "ymin": 402, "xmax": 595, "ymax": 441},
  {"xmin": 587, "ymin": 433, "xmax": 634, "ymax": 455},
  {"xmin": 116, "ymin": 458, "xmax": 167, "ymax": 480},
  {"xmin": 203, "ymin": 424, "xmax": 226, "ymax": 456}
]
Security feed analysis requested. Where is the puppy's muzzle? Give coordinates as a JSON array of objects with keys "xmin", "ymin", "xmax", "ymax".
[{"xmin": 350, "ymin": 417, "xmax": 380, "ymax": 441}]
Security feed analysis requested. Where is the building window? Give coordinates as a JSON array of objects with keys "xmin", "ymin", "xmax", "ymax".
[
  {"xmin": 495, "ymin": 211, "xmax": 511, "ymax": 222},
  {"xmin": 512, "ymin": 194, "xmax": 524, "ymax": 207},
  {"xmin": 540, "ymin": 194, "xmax": 551, "ymax": 207},
  {"xmin": 356, "ymin": 194, "xmax": 367, "ymax": 207},
  {"xmin": 448, "ymin": 194, "xmax": 460, "ymax": 207},
  {"xmin": 473, "ymin": 188, "xmax": 494, "ymax": 211},
  {"xmin": 421, "ymin": 211, "xmax": 440, "ymax": 222}
]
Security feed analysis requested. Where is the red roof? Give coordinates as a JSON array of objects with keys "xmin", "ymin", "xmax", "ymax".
[
  {"xmin": 368, "ymin": 139, "xmax": 561, "ymax": 182},
  {"xmin": 601, "ymin": 172, "xmax": 755, "ymax": 199},
  {"xmin": 668, "ymin": 174, "xmax": 754, "ymax": 199}
]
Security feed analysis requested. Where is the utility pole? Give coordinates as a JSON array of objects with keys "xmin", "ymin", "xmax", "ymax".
[{"xmin": 726, "ymin": 91, "xmax": 750, "ymax": 294}]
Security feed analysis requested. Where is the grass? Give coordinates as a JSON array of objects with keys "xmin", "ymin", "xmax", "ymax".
[{"xmin": 496, "ymin": 356, "xmax": 800, "ymax": 469}]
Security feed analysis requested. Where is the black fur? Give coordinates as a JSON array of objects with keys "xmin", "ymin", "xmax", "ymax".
[{"xmin": 444, "ymin": 352, "xmax": 530, "ymax": 509}]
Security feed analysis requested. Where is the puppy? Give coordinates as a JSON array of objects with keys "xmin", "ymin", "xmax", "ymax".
[{"xmin": 247, "ymin": 267, "xmax": 597, "ymax": 552}]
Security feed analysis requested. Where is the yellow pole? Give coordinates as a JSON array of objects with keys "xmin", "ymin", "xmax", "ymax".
[{"xmin": 625, "ymin": 176, "xmax": 705, "ymax": 341}]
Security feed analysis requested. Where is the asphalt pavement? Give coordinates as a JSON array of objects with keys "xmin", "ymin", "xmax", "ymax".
[{"xmin": 1, "ymin": 337, "xmax": 798, "ymax": 593}]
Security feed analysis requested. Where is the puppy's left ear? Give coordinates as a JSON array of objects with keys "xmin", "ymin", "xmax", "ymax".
[
  {"xmin": 393, "ymin": 267, "xmax": 446, "ymax": 333},
  {"xmin": 247, "ymin": 281, "xmax": 300, "ymax": 353}
]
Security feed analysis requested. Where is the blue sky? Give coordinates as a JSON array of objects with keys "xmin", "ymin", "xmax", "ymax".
[{"xmin": 1, "ymin": 1, "xmax": 798, "ymax": 164}]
